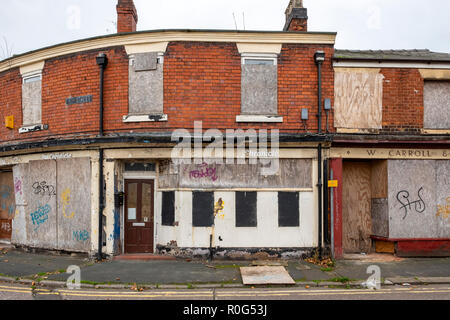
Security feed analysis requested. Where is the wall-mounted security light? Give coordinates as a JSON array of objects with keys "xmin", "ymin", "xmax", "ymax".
[{"xmin": 314, "ymin": 51, "xmax": 326, "ymax": 64}]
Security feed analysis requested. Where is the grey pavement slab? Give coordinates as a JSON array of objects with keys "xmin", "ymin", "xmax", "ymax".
[
  {"xmin": 0, "ymin": 250, "xmax": 88, "ymax": 278},
  {"xmin": 47, "ymin": 260, "xmax": 243, "ymax": 285},
  {"xmin": 333, "ymin": 258, "xmax": 450, "ymax": 280},
  {"xmin": 287, "ymin": 261, "xmax": 339, "ymax": 281}
]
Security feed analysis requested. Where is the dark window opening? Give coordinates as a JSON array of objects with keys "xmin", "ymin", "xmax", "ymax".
[
  {"xmin": 161, "ymin": 191, "xmax": 175, "ymax": 226},
  {"xmin": 278, "ymin": 192, "xmax": 300, "ymax": 227},
  {"xmin": 192, "ymin": 192, "xmax": 214, "ymax": 227},
  {"xmin": 236, "ymin": 192, "xmax": 257, "ymax": 227}
]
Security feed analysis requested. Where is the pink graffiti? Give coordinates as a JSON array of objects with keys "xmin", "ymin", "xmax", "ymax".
[
  {"xmin": 14, "ymin": 178, "xmax": 22, "ymax": 196},
  {"xmin": 189, "ymin": 163, "xmax": 218, "ymax": 182}
]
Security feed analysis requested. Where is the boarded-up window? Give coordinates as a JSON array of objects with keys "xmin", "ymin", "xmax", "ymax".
[
  {"xmin": 22, "ymin": 75, "xmax": 42, "ymax": 126},
  {"xmin": 334, "ymin": 70, "xmax": 384, "ymax": 129},
  {"xmin": 235, "ymin": 192, "xmax": 257, "ymax": 227},
  {"xmin": 424, "ymin": 81, "xmax": 450, "ymax": 129},
  {"xmin": 161, "ymin": 191, "xmax": 175, "ymax": 226},
  {"xmin": 129, "ymin": 52, "xmax": 164, "ymax": 115},
  {"xmin": 278, "ymin": 192, "xmax": 299, "ymax": 227},
  {"xmin": 241, "ymin": 58, "xmax": 278, "ymax": 115},
  {"xmin": 192, "ymin": 192, "xmax": 214, "ymax": 227}
]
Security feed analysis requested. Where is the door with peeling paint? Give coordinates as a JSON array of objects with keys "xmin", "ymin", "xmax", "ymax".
[
  {"xmin": 0, "ymin": 171, "xmax": 15, "ymax": 241},
  {"xmin": 124, "ymin": 180, "xmax": 154, "ymax": 253}
]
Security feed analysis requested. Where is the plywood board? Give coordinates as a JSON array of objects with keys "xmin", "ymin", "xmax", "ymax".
[
  {"xmin": 424, "ymin": 81, "xmax": 450, "ymax": 129},
  {"xmin": 240, "ymin": 266, "xmax": 295, "ymax": 285},
  {"xmin": 371, "ymin": 160, "xmax": 388, "ymax": 199},
  {"xmin": 375, "ymin": 240, "xmax": 395, "ymax": 254},
  {"xmin": 334, "ymin": 71, "xmax": 383, "ymax": 129},
  {"xmin": 342, "ymin": 162, "xmax": 372, "ymax": 253}
]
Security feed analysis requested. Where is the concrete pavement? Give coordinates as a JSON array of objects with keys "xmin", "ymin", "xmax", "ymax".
[{"xmin": 0, "ymin": 247, "xmax": 450, "ymax": 290}]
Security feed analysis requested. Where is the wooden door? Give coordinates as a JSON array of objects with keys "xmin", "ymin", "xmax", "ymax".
[
  {"xmin": 124, "ymin": 180, "xmax": 154, "ymax": 253},
  {"xmin": 342, "ymin": 162, "xmax": 372, "ymax": 253}
]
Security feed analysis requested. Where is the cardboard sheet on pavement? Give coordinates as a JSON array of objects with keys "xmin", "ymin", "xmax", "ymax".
[{"xmin": 240, "ymin": 266, "xmax": 295, "ymax": 285}]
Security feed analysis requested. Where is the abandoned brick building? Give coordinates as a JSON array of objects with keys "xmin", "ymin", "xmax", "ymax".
[{"xmin": 0, "ymin": 0, "xmax": 448, "ymax": 259}]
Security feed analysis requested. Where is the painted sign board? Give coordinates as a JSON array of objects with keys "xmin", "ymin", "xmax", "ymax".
[{"xmin": 328, "ymin": 180, "xmax": 338, "ymax": 188}]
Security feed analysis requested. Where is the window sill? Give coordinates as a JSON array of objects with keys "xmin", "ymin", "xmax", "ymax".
[
  {"xmin": 123, "ymin": 114, "xmax": 168, "ymax": 123},
  {"xmin": 236, "ymin": 115, "xmax": 283, "ymax": 123},
  {"xmin": 336, "ymin": 128, "xmax": 380, "ymax": 134},
  {"xmin": 19, "ymin": 124, "xmax": 46, "ymax": 134}
]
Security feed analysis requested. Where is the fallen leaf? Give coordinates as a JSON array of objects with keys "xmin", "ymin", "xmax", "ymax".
[
  {"xmin": 3, "ymin": 260, "xmax": 8, "ymax": 263},
  {"xmin": 305, "ymin": 285, "xmax": 310, "ymax": 289},
  {"xmin": 116, "ymin": 278, "xmax": 120, "ymax": 281}
]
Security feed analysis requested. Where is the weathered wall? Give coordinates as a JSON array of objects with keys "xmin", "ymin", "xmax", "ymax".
[
  {"xmin": 371, "ymin": 160, "xmax": 389, "ymax": 238},
  {"xmin": 56, "ymin": 158, "xmax": 91, "ymax": 251},
  {"xmin": 388, "ymin": 160, "xmax": 450, "ymax": 239},
  {"xmin": 159, "ymin": 159, "xmax": 313, "ymax": 190},
  {"xmin": 156, "ymin": 191, "xmax": 316, "ymax": 250},
  {"xmin": 10, "ymin": 158, "xmax": 92, "ymax": 252},
  {"xmin": 424, "ymin": 81, "xmax": 450, "ymax": 129}
]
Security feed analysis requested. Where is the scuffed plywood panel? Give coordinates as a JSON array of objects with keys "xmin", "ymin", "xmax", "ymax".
[
  {"xmin": 435, "ymin": 160, "xmax": 450, "ymax": 235},
  {"xmin": 342, "ymin": 162, "xmax": 372, "ymax": 253},
  {"xmin": 159, "ymin": 159, "xmax": 312, "ymax": 189},
  {"xmin": 22, "ymin": 80, "xmax": 42, "ymax": 126},
  {"xmin": 334, "ymin": 70, "xmax": 384, "ymax": 129},
  {"xmin": 240, "ymin": 266, "xmax": 295, "ymax": 285},
  {"xmin": 371, "ymin": 198, "xmax": 389, "ymax": 238},
  {"xmin": 25, "ymin": 160, "xmax": 57, "ymax": 249},
  {"xmin": 56, "ymin": 158, "xmax": 91, "ymax": 252},
  {"xmin": 129, "ymin": 62, "xmax": 163, "ymax": 115},
  {"xmin": 424, "ymin": 81, "xmax": 450, "ymax": 129},
  {"xmin": 388, "ymin": 160, "xmax": 448, "ymax": 239},
  {"xmin": 12, "ymin": 164, "xmax": 28, "ymax": 245},
  {"xmin": 242, "ymin": 64, "xmax": 278, "ymax": 115},
  {"xmin": 371, "ymin": 160, "xmax": 388, "ymax": 199}
]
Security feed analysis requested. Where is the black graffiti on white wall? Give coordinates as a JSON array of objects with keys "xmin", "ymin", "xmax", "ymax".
[
  {"xmin": 32, "ymin": 181, "xmax": 57, "ymax": 198},
  {"xmin": 396, "ymin": 187, "xmax": 426, "ymax": 220}
]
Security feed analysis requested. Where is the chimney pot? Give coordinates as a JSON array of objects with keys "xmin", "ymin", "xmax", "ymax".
[{"xmin": 117, "ymin": 0, "xmax": 138, "ymax": 33}]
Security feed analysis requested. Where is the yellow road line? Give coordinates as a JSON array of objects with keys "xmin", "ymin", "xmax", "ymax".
[
  {"xmin": 57, "ymin": 293, "xmax": 213, "ymax": 298},
  {"xmin": 0, "ymin": 289, "xmax": 32, "ymax": 294},
  {"xmin": 217, "ymin": 289, "xmax": 450, "ymax": 297},
  {"xmin": 55, "ymin": 289, "xmax": 213, "ymax": 295}
]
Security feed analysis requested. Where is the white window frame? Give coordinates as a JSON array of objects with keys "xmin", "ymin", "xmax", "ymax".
[{"xmin": 20, "ymin": 70, "xmax": 44, "ymax": 133}]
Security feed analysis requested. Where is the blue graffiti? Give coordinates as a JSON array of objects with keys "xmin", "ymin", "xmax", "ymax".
[
  {"xmin": 0, "ymin": 185, "xmax": 11, "ymax": 199},
  {"xmin": 8, "ymin": 205, "xmax": 15, "ymax": 217},
  {"xmin": 30, "ymin": 204, "xmax": 51, "ymax": 232},
  {"xmin": 73, "ymin": 230, "xmax": 89, "ymax": 242},
  {"xmin": 113, "ymin": 209, "xmax": 120, "ymax": 241}
]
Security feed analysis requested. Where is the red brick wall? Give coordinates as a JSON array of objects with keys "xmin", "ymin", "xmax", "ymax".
[
  {"xmin": 287, "ymin": 18, "xmax": 308, "ymax": 32},
  {"xmin": 381, "ymin": 68, "xmax": 424, "ymax": 133},
  {"xmin": 0, "ymin": 68, "xmax": 22, "ymax": 143},
  {"xmin": 0, "ymin": 42, "xmax": 335, "ymax": 146}
]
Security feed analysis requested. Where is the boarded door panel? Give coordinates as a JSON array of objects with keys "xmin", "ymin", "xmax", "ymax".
[
  {"xmin": 342, "ymin": 162, "xmax": 372, "ymax": 253},
  {"xmin": 334, "ymin": 70, "xmax": 384, "ymax": 129},
  {"xmin": 0, "ymin": 172, "xmax": 15, "ymax": 240},
  {"xmin": 26, "ymin": 160, "xmax": 58, "ymax": 249},
  {"xmin": 125, "ymin": 180, "xmax": 154, "ymax": 253},
  {"xmin": 56, "ymin": 158, "xmax": 91, "ymax": 252}
]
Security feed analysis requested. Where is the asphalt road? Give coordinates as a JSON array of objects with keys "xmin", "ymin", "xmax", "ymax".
[{"xmin": 0, "ymin": 282, "xmax": 449, "ymax": 300}]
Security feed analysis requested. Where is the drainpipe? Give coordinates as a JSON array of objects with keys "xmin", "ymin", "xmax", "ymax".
[
  {"xmin": 314, "ymin": 51, "xmax": 325, "ymax": 258},
  {"xmin": 96, "ymin": 53, "xmax": 108, "ymax": 260}
]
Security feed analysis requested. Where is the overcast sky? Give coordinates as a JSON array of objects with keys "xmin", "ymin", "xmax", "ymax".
[{"xmin": 1, "ymin": 0, "xmax": 450, "ymax": 60}]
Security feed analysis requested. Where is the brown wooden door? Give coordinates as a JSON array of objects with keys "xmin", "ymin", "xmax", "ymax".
[
  {"xmin": 124, "ymin": 180, "xmax": 154, "ymax": 253},
  {"xmin": 342, "ymin": 162, "xmax": 372, "ymax": 253}
]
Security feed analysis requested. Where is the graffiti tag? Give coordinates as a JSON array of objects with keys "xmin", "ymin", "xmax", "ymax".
[
  {"xmin": 436, "ymin": 197, "xmax": 450, "ymax": 220},
  {"xmin": 61, "ymin": 188, "xmax": 75, "ymax": 219},
  {"xmin": 30, "ymin": 204, "xmax": 51, "ymax": 232},
  {"xmin": 214, "ymin": 198, "xmax": 225, "ymax": 220},
  {"xmin": 0, "ymin": 221, "xmax": 11, "ymax": 233},
  {"xmin": 14, "ymin": 178, "xmax": 23, "ymax": 195},
  {"xmin": 189, "ymin": 163, "xmax": 218, "ymax": 182},
  {"xmin": 32, "ymin": 181, "xmax": 57, "ymax": 198},
  {"xmin": 396, "ymin": 187, "xmax": 426, "ymax": 220},
  {"xmin": 73, "ymin": 230, "xmax": 89, "ymax": 242}
]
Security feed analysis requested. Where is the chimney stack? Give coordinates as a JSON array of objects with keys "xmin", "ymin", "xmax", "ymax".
[
  {"xmin": 284, "ymin": 0, "xmax": 308, "ymax": 32},
  {"xmin": 117, "ymin": 0, "xmax": 138, "ymax": 33}
]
